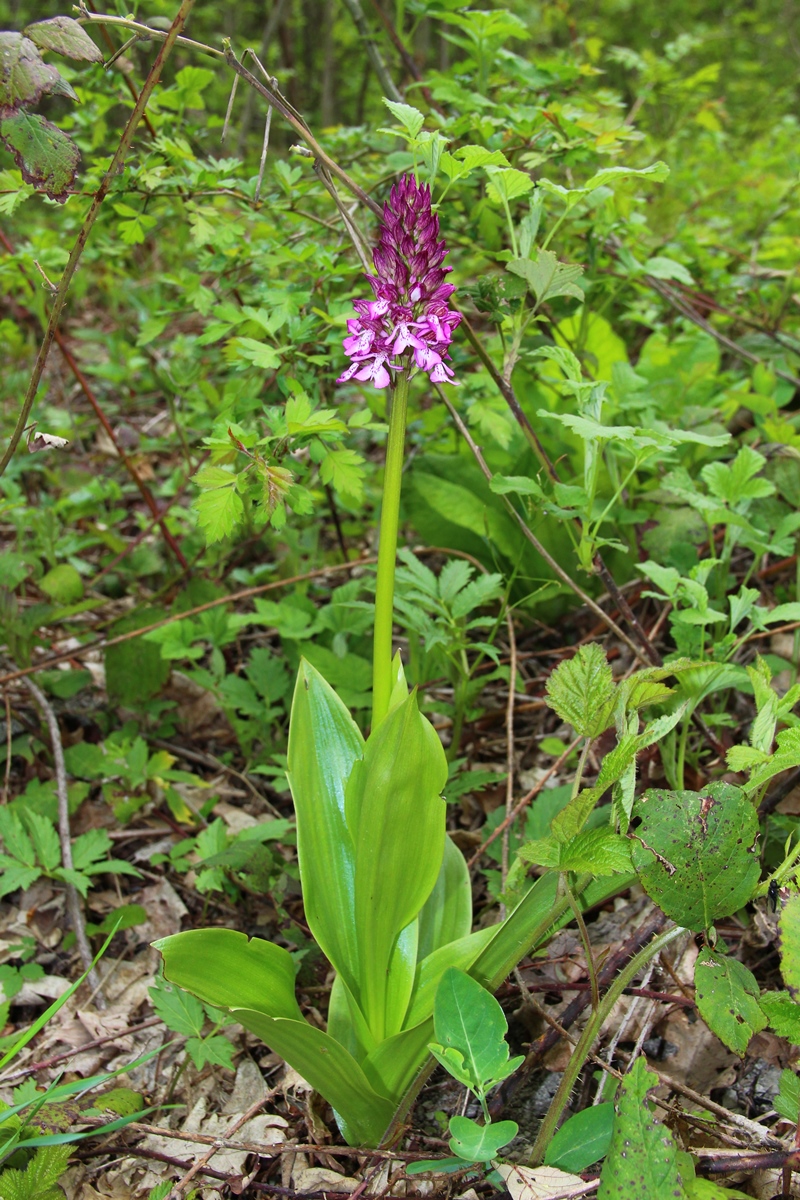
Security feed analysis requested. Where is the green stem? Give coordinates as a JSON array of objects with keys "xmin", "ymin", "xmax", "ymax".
[
  {"xmin": 528, "ymin": 924, "xmax": 685, "ymax": 1166},
  {"xmin": 372, "ymin": 372, "xmax": 410, "ymax": 726}
]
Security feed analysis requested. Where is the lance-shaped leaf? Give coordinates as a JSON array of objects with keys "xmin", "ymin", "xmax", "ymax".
[
  {"xmin": 416, "ymin": 834, "xmax": 473, "ymax": 962},
  {"xmin": 348, "ymin": 692, "xmax": 447, "ymax": 1041},
  {"xmin": 287, "ymin": 660, "xmax": 363, "ymax": 992},
  {"xmin": 156, "ymin": 928, "xmax": 393, "ymax": 1147}
]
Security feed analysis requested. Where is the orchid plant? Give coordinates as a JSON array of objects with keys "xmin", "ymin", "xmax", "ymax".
[{"xmin": 155, "ymin": 176, "xmax": 611, "ymax": 1147}]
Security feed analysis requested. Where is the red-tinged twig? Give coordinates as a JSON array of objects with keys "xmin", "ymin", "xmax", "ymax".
[
  {"xmin": 166, "ymin": 1090, "xmax": 278, "ymax": 1198},
  {"xmin": 21, "ymin": 677, "xmax": 104, "ymax": 1004},
  {"xmin": 0, "ymin": 229, "xmax": 189, "ymax": 571},
  {"xmin": 0, "ymin": 0, "xmax": 197, "ymax": 480},
  {"xmin": 467, "ymin": 734, "xmax": 582, "ymax": 868}
]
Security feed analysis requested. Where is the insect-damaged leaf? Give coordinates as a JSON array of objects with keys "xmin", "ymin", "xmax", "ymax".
[
  {"xmin": 0, "ymin": 110, "xmax": 80, "ymax": 201},
  {"xmin": 598, "ymin": 1058, "xmax": 683, "ymax": 1200},
  {"xmin": 630, "ymin": 782, "xmax": 759, "ymax": 931},
  {"xmin": 23, "ymin": 17, "xmax": 103, "ymax": 63},
  {"xmin": 0, "ymin": 33, "xmax": 77, "ymax": 107},
  {"xmin": 694, "ymin": 947, "xmax": 767, "ymax": 1056}
]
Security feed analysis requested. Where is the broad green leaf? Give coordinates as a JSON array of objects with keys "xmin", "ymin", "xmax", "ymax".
[
  {"xmin": 694, "ymin": 948, "xmax": 767, "ymax": 1055},
  {"xmin": 741, "ymin": 726, "xmax": 800, "ymax": 794},
  {"xmin": 545, "ymin": 644, "xmax": 616, "ymax": 737},
  {"xmin": 287, "ymin": 660, "xmax": 363, "ymax": 992},
  {"xmin": 416, "ymin": 834, "xmax": 473, "ymax": 962},
  {"xmin": 0, "ymin": 110, "xmax": 80, "ymax": 202},
  {"xmin": 349, "ymin": 693, "xmax": 447, "ymax": 1039},
  {"xmin": 193, "ymin": 483, "xmax": 243, "ymax": 543},
  {"xmin": 644, "ymin": 255, "xmax": 694, "ymax": 285},
  {"xmin": 470, "ymin": 871, "xmax": 560, "ymax": 988},
  {"xmin": 21, "ymin": 811, "xmax": 60, "ymax": 872},
  {"xmin": 506, "ymin": 251, "xmax": 584, "ymax": 305},
  {"xmin": 327, "ymin": 973, "xmax": 376, "ymax": 1063},
  {"xmin": 430, "ymin": 968, "xmax": 523, "ymax": 1093},
  {"xmin": 448, "ymin": 1116, "xmax": 518, "ymax": 1162},
  {"xmin": 583, "ymin": 160, "xmax": 669, "ymax": 192},
  {"xmin": 455, "ymin": 145, "xmax": 510, "ymax": 171},
  {"xmin": 489, "ymin": 473, "xmax": 546, "ymax": 500},
  {"xmin": 155, "ymin": 928, "xmax": 302, "ymax": 1022},
  {"xmin": 519, "ymin": 828, "xmax": 632, "ymax": 876},
  {"xmin": 232, "ymin": 1006, "xmax": 394, "ymax": 1147},
  {"xmin": 598, "ymin": 1058, "xmax": 682, "ymax": 1200},
  {"xmin": 780, "ymin": 893, "xmax": 800, "ymax": 998},
  {"xmin": 38, "ymin": 564, "xmax": 83, "ymax": 603},
  {"xmin": 24, "ymin": 16, "xmax": 103, "ymax": 61},
  {"xmin": 759, "ymin": 989, "xmax": 800, "ymax": 1040},
  {"xmin": 149, "ymin": 977, "xmax": 206, "ymax": 1037},
  {"xmin": 484, "ymin": 165, "xmax": 534, "ymax": 204},
  {"xmin": 775, "ymin": 1068, "xmax": 800, "ymax": 1123},
  {"xmin": 231, "ymin": 336, "xmax": 281, "ymax": 369},
  {"xmin": 382, "ymin": 98, "xmax": 425, "ymax": 138},
  {"xmin": 543, "ymin": 1103, "xmax": 614, "ymax": 1173},
  {"xmin": 363, "ymin": 1013, "xmax": 434, "ymax": 1100},
  {"xmin": 630, "ymin": 783, "xmax": 760, "ymax": 931}
]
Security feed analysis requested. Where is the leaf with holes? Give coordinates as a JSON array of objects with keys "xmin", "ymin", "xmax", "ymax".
[
  {"xmin": 598, "ymin": 1058, "xmax": 683, "ymax": 1200},
  {"xmin": 23, "ymin": 17, "xmax": 103, "ymax": 62},
  {"xmin": 694, "ymin": 948, "xmax": 767, "ymax": 1056},
  {"xmin": 630, "ymin": 783, "xmax": 760, "ymax": 931},
  {"xmin": 0, "ymin": 110, "xmax": 80, "ymax": 201}
]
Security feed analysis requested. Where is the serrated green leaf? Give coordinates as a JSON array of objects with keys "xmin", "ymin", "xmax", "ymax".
[
  {"xmin": 545, "ymin": 644, "xmax": 616, "ymax": 738},
  {"xmin": 24, "ymin": 16, "xmax": 103, "ymax": 61},
  {"xmin": 519, "ymin": 828, "xmax": 632, "ymax": 876},
  {"xmin": 38, "ymin": 563, "xmax": 83, "ymax": 604},
  {"xmin": 185, "ymin": 1033, "xmax": 235, "ymax": 1070},
  {"xmin": 230, "ymin": 336, "xmax": 281, "ymax": 369},
  {"xmin": 759, "ymin": 989, "xmax": 800, "ymax": 1040},
  {"xmin": 507, "ymin": 250, "xmax": 584, "ymax": 304},
  {"xmin": 484, "ymin": 165, "xmax": 534, "ymax": 203},
  {"xmin": 775, "ymin": 1068, "xmax": 800, "ymax": 1123},
  {"xmin": 21, "ymin": 811, "xmax": 60, "ymax": 872},
  {"xmin": 149, "ymin": 977, "xmax": 207, "ymax": 1037},
  {"xmin": 193, "ymin": 484, "xmax": 243, "ymax": 543},
  {"xmin": 694, "ymin": 948, "xmax": 767, "ymax": 1055},
  {"xmin": 0, "ymin": 109, "xmax": 80, "ymax": 202},
  {"xmin": 631, "ymin": 783, "xmax": 760, "ymax": 931},
  {"xmin": 780, "ymin": 893, "xmax": 800, "ymax": 999},
  {"xmin": 382, "ymin": 98, "xmax": 425, "ymax": 138},
  {"xmin": 583, "ymin": 160, "xmax": 670, "ymax": 192},
  {"xmin": 598, "ymin": 1058, "xmax": 682, "ymax": 1200}
]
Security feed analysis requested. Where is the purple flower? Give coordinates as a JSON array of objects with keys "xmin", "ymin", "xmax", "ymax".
[{"xmin": 337, "ymin": 175, "xmax": 460, "ymax": 389}]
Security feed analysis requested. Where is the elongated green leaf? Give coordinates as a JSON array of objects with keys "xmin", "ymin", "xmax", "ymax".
[
  {"xmin": 328, "ymin": 973, "xmax": 377, "ymax": 1062},
  {"xmin": 385, "ymin": 918, "xmax": 419, "ymax": 1047},
  {"xmin": 780, "ymin": 892, "xmax": 800, "ymax": 998},
  {"xmin": 598, "ymin": 1058, "xmax": 683, "ymax": 1199},
  {"xmin": 416, "ymin": 835, "xmax": 473, "ymax": 962},
  {"xmin": 234, "ymin": 1007, "xmax": 394, "ymax": 1147},
  {"xmin": 694, "ymin": 948, "xmax": 766, "ymax": 1055},
  {"xmin": 405, "ymin": 926, "xmax": 496, "ymax": 1031},
  {"xmin": 155, "ymin": 928, "xmax": 302, "ymax": 1022},
  {"xmin": 630, "ymin": 783, "xmax": 760, "ymax": 931},
  {"xmin": 544, "ymin": 1102, "xmax": 614, "ymax": 1172},
  {"xmin": 430, "ymin": 968, "xmax": 523, "ymax": 1094},
  {"xmin": 363, "ymin": 1015, "xmax": 434, "ymax": 1100},
  {"xmin": 349, "ymin": 693, "xmax": 447, "ymax": 1040},
  {"xmin": 287, "ymin": 660, "xmax": 363, "ymax": 991}
]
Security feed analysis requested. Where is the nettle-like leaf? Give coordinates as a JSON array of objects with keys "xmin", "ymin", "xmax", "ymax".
[
  {"xmin": 519, "ymin": 828, "xmax": 632, "ymax": 877},
  {"xmin": 0, "ymin": 29, "xmax": 86, "ymax": 201},
  {"xmin": 598, "ymin": 1058, "xmax": 683, "ymax": 1200},
  {"xmin": 760, "ymin": 990, "xmax": 800, "ymax": 1041},
  {"xmin": 506, "ymin": 250, "xmax": 584, "ymax": 305},
  {"xmin": 23, "ymin": 17, "xmax": 103, "ymax": 62},
  {"xmin": 630, "ymin": 783, "xmax": 760, "ymax": 932},
  {"xmin": 779, "ymin": 893, "xmax": 800, "ymax": 999},
  {"xmin": 694, "ymin": 948, "xmax": 767, "ymax": 1056},
  {"xmin": 545, "ymin": 643, "xmax": 616, "ymax": 738}
]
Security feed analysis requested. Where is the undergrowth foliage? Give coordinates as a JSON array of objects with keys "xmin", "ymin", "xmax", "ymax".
[{"xmin": 0, "ymin": 0, "xmax": 800, "ymax": 1194}]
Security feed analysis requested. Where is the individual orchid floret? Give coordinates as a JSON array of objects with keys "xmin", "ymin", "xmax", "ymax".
[{"xmin": 336, "ymin": 174, "xmax": 460, "ymax": 389}]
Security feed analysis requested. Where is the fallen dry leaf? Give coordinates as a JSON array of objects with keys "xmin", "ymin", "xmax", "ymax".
[{"xmin": 496, "ymin": 1164, "xmax": 588, "ymax": 1200}]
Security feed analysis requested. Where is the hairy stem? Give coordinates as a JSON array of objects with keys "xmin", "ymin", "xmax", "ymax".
[
  {"xmin": 528, "ymin": 924, "xmax": 684, "ymax": 1165},
  {"xmin": 372, "ymin": 372, "xmax": 410, "ymax": 726}
]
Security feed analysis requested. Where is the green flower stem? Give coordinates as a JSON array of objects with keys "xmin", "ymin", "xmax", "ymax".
[
  {"xmin": 528, "ymin": 923, "xmax": 685, "ymax": 1166},
  {"xmin": 372, "ymin": 371, "xmax": 410, "ymax": 726}
]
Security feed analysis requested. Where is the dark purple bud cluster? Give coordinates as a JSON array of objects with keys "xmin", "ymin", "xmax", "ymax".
[{"xmin": 337, "ymin": 174, "xmax": 460, "ymax": 389}]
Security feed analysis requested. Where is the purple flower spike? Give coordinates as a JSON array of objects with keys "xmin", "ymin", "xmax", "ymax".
[{"xmin": 336, "ymin": 174, "xmax": 460, "ymax": 390}]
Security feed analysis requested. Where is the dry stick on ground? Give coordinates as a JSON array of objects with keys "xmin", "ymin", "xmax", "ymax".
[
  {"xmin": 167, "ymin": 1091, "xmax": 278, "ymax": 1199},
  {"xmin": 0, "ymin": 1017, "xmax": 162, "ymax": 1083},
  {"xmin": 22, "ymin": 677, "xmax": 104, "ymax": 1005},
  {"xmin": 0, "ymin": 0, "xmax": 197, "ymax": 480},
  {"xmin": 434, "ymin": 386, "xmax": 645, "ymax": 663}
]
